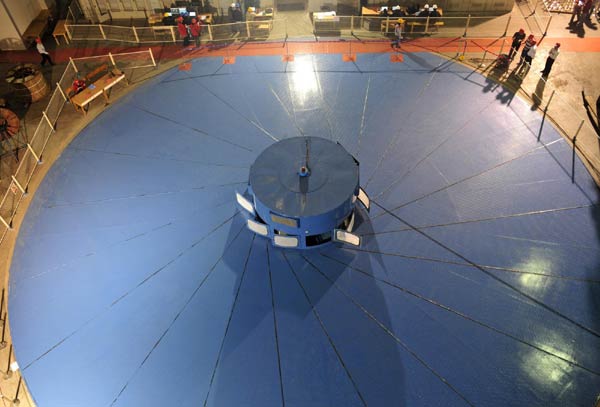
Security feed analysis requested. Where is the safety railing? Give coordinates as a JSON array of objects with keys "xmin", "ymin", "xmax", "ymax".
[
  {"xmin": 354, "ymin": 14, "xmax": 552, "ymax": 38},
  {"xmin": 62, "ymin": 11, "xmax": 552, "ymax": 45},
  {"xmin": 453, "ymin": 39, "xmax": 600, "ymax": 184},
  {"xmin": 0, "ymin": 49, "xmax": 156, "ymax": 247},
  {"xmin": 64, "ymin": 18, "xmax": 291, "ymax": 44}
]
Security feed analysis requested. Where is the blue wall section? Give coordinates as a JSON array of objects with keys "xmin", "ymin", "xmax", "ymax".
[{"xmin": 9, "ymin": 52, "xmax": 600, "ymax": 407}]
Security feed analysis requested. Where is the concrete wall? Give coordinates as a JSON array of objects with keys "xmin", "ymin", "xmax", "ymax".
[
  {"xmin": 0, "ymin": 0, "xmax": 53, "ymax": 50},
  {"xmin": 6, "ymin": 0, "xmax": 43, "ymax": 34},
  {"xmin": 0, "ymin": 1, "xmax": 25, "ymax": 50}
]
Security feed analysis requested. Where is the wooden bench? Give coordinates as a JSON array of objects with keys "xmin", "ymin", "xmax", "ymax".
[
  {"xmin": 69, "ymin": 68, "xmax": 127, "ymax": 114},
  {"xmin": 406, "ymin": 20, "xmax": 444, "ymax": 33},
  {"xmin": 64, "ymin": 64, "xmax": 122, "ymax": 103}
]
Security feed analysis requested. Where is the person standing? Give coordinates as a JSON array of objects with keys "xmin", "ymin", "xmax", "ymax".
[
  {"xmin": 508, "ymin": 28, "xmax": 526, "ymax": 60},
  {"xmin": 569, "ymin": 0, "xmax": 583, "ymax": 25},
  {"xmin": 541, "ymin": 43, "xmax": 560, "ymax": 77},
  {"xmin": 35, "ymin": 37, "xmax": 54, "ymax": 66},
  {"xmin": 518, "ymin": 34, "xmax": 535, "ymax": 66},
  {"xmin": 582, "ymin": 0, "xmax": 593, "ymax": 20},
  {"xmin": 519, "ymin": 40, "xmax": 537, "ymax": 76},
  {"xmin": 392, "ymin": 21, "xmax": 403, "ymax": 48},
  {"xmin": 232, "ymin": 4, "xmax": 243, "ymax": 35},
  {"xmin": 189, "ymin": 18, "xmax": 202, "ymax": 48},
  {"xmin": 176, "ymin": 16, "xmax": 189, "ymax": 47},
  {"xmin": 429, "ymin": 4, "xmax": 440, "ymax": 22}
]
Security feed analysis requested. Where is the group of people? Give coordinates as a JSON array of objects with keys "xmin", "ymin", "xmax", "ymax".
[
  {"xmin": 379, "ymin": 3, "xmax": 441, "ymax": 19},
  {"xmin": 176, "ymin": 15, "xmax": 204, "ymax": 48},
  {"xmin": 507, "ymin": 28, "xmax": 560, "ymax": 78},
  {"xmin": 568, "ymin": 0, "xmax": 597, "ymax": 27}
]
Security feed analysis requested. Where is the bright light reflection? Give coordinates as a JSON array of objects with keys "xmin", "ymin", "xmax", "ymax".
[
  {"xmin": 522, "ymin": 337, "xmax": 574, "ymax": 387},
  {"xmin": 514, "ymin": 248, "xmax": 555, "ymax": 294},
  {"xmin": 290, "ymin": 56, "xmax": 318, "ymax": 107}
]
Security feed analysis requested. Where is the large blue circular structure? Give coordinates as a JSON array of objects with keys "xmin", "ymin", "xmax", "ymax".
[
  {"xmin": 7, "ymin": 53, "xmax": 600, "ymax": 407},
  {"xmin": 245, "ymin": 136, "xmax": 361, "ymax": 248}
]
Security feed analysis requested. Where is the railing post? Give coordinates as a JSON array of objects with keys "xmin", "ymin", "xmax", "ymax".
[
  {"xmin": 108, "ymin": 52, "xmax": 116, "ymax": 67},
  {"xmin": 3, "ymin": 344, "xmax": 12, "ymax": 380},
  {"xmin": 11, "ymin": 176, "xmax": 26, "ymax": 195},
  {"xmin": 544, "ymin": 90, "xmax": 555, "ymax": 112},
  {"xmin": 246, "ymin": 21, "xmax": 251, "ymax": 38},
  {"xmin": 425, "ymin": 15, "xmax": 430, "ymax": 33},
  {"xmin": 351, "ymin": 15, "xmax": 354, "ymax": 35},
  {"xmin": 170, "ymin": 26, "xmax": 176, "ymax": 43},
  {"xmin": 463, "ymin": 14, "xmax": 471, "ymax": 37},
  {"xmin": 479, "ymin": 49, "xmax": 487, "ymax": 68},
  {"xmin": 13, "ymin": 376, "xmax": 22, "ymax": 405},
  {"xmin": 70, "ymin": 57, "xmax": 78, "ymax": 73},
  {"xmin": 385, "ymin": 16, "xmax": 389, "ymax": 34},
  {"xmin": 148, "ymin": 48, "xmax": 156, "ymax": 67},
  {"xmin": 27, "ymin": 144, "xmax": 42, "ymax": 163},
  {"xmin": 42, "ymin": 111, "xmax": 55, "ymax": 130},
  {"xmin": 56, "ymin": 82, "xmax": 68, "ymax": 101},
  {"xmin": 544, "ymin": 15, "xmax": 552, "ymax": 36},
  {"xmin": 503, "ymin": 14, "xmax": 512, "ymax": 37},
  {"xmin": 0, "ymin": 289, "xmax": 4, "ymax": 328},
  {"xmin": 99, "ymin": 24, "xmax": 107, "ymax": 40},
  {"xmin": 207, "ymin": 23, "xmax": 213, "ymax": 41},
  {"xmin": 132, "ymin": 26, "xmax": 140, "ymax": 43},
  {"xmin": 571, "ymin": 120, "xmax": 585, "ymax": 183},
  {"xmin": 0, "ymin": 216, "xmax": 10, "ymax": 231},
  {"xmin": 65, "ymin": 21, "xmax": 73, "ymax": 40}
]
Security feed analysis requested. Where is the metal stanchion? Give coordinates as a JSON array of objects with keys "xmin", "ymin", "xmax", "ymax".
[
  {"xmin": 503, "ymin": 14, "xmax": 512, "ymax": 37},
  {"xmin": 12, "ymin": 376, "xmax": 21, "ymax": 406},
  {"xmin": 0, "ymin": 289, "xmax": 4, "ymax": 328},
  {"xmin": 572, "ymin": 135, "xmax": 577, "ymax": 183},
  {"xmin": 479, "ymin": 49, "xmax": 487, "ymax": 68},
  {"xmin": 0, "ymin": 312, "xmax": 6, "ymax": 349},
  {"xmin": 3, "ymin": 345, "xmax": 12, "ymax": 380},
  {"xmin": 571, "ymin": 120, "xmax": 585, "ymax": 183},
  {"xmin": 544, "ymin": 15, "xmax": 552, "ymax": 37}
]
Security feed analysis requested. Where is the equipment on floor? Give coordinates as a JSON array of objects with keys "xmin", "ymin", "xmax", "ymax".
[{"xmin": 236, "ymin": 136, "xmax": 370, "ymax": 249}]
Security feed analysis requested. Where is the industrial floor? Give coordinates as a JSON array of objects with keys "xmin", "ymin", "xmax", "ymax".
[{"xmin": 6, "ymin": 51, "xmax": 600, "ymax": 406}]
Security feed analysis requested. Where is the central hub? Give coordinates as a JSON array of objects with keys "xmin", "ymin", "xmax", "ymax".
[
  {"xmin": 299, "ymin": 165, "xmax": 310, "ymax": 177},
  {"xmin": 241, "ymin": 136, "xmax": 363, "ymax": 249}
]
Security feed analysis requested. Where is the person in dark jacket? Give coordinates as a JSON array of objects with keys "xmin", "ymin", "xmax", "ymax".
[
  {"xmin": 508, "ymin": 28, "xmax": 526, "ymax": 60},
  {"xmin": 569, "ymin": 0, "xmax": 583, "ymax": 25},
  {"xmin": 231, "ymin": 4, "xmax": 243, "ymax": 34}
]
